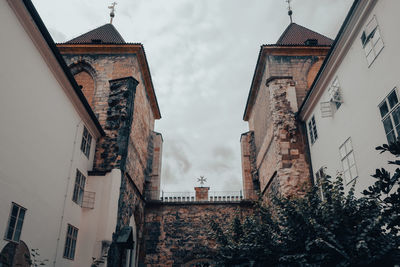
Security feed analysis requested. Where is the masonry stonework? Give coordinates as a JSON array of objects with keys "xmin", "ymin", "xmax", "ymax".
[
  {"xmin": 144, "ymin": 202, "xmax": 254, "ymax": 266},
  {"xmin": 243, "ymin": 46, "xmax": 330, "ymax": 200}
]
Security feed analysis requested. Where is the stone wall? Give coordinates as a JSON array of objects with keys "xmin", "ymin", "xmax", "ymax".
[
  {"xmin": 240, "ymin": 131, "xmax": 259, "ymax": 200},
  {"xmin": 265, "ymin": 55, "xmax": 325, "ymax": 107},
  {"xmin": 143, "ymin": 201, "xmax": 254, "ymax": 266}
]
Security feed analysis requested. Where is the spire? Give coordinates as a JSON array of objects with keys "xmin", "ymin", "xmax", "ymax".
[
  {"xmin": 108, "ymin": 2, "xmax": 117, "ymax": 24},
  {"xmin": 286, "ymin": 0, "xmax": 293, "ymax": 23}
]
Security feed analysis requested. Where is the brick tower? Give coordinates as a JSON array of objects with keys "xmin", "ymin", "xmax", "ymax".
[
  {"xmin": 57, "ymin": 23, "xmax": 163, "ymax": 265},
  {"xmin": 241, "ymin": 23, "xmax": 333, "ymax": 199}
]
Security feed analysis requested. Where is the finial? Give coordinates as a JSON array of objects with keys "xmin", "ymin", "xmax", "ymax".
[
  {"xmin": 108, "ymin": 2, "xmax": 117, "ymax": 24},
  {"xmin": 286, "ymin": 0, "xmax": 293, "ymax": 23},
  {"xmin": 197, "ymin": 176, "xmax": 207, "ymax": 187}
]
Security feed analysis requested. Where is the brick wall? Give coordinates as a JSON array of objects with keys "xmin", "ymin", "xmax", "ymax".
[
  {"xmin": 74, "ymin": 70, "xmax": 95, "ymax": 107},
  {"xmin": 143, "ymin": 201, "xmax": 254, "ymax": 266}
]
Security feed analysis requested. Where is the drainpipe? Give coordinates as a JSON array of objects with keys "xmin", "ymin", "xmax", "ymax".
[{"xmin": 52, "ymin": 120, "xmax": 82, "ymax": 266}]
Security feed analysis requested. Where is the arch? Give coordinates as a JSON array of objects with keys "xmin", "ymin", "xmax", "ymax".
[
  {"xmin": 306, "ymin": 58, "xmax": 325, "ymax": 89},
  {"xmin": 0, "ymin": 240, "xmax": 31, "ymax": 267},
  {"xmin": 69, "ymin": 61, "xmax": 97, "ymax": 108}
]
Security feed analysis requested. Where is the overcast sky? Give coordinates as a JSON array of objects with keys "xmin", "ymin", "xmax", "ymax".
[{"xmin": 32, "ymin": 0, "xmax": 353, "ymax": 192}]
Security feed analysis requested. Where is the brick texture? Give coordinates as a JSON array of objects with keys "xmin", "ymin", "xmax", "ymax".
[{"xmin": 74, "ymin": 70, "xmax": 95, "ymax": 107}]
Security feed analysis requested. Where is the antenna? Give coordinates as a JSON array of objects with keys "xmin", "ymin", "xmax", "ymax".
[
  {"xmin": 108, "ymin": 2, "xmax": 117, "ymax": 24},
  {"xmin": 286, "ymin": 0, "xmax": 293, "ymax": 23}
]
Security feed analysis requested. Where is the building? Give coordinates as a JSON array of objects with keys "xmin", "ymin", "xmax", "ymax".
[
  {"xmin": 298, "ymin": 0, "xmax": 399, "ymax": 195},
  {"xmin": 0, "ymin": 0, "xmax": 162, "ymax": 266},
  {"xmin": 241, "ymin": 22, "xmax": 333, "ymax": 199}
]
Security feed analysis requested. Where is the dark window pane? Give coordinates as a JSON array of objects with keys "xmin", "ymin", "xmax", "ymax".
[
  {"xmin": 387, "ymin": 131, "xmax": 396, "ymax": 144},
  {"xmin": 383, "ymin": 117, "xmax": 394, "ymax": 134},
  {"xmin": 388, "ymin": 91, "xmax": 398, "ymax": 108},
  {"xmin": 11, "ymin": 205, "xmax": 19, "ymax": 217},
  {"xmin": 380, "ymin": 102, "xmax": 389, "ymax": 118},
  {"xmin": 392, "ymin": 106, "xmax": 400, "ymax": 126}
]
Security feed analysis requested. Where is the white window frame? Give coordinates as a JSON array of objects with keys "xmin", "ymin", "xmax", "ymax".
[
  {"xmin": 63, "ymin": 224, "xmax": 78, "ymax": 260},
  {"xmin": 328, "ymin": 77, "xmax": 342, "ymax": 110},
  {"xmin": 72, "ymin": 169, "xmax": 86, "ymax": 206},
  {"xmin": 361, "ymin": 15, "xmax": 384, "ymax": 66},
  {"xmin": 379, "ymin": 88, "xmax": 400, "ymax": 144},
  {"xmin": 80, "ymin": 126, "xmax": 92, "ymax": 158},
  {"xmin": 314, "ymin": 167, "xmax": 326, "ymax": 200},
  {"xmin": 339, "ymin": 137, "xmax": 358, "ymax": 184},
  {"xmin": 4, "ymin": 202, "xmax": 26, "ymax": 243},
  {"xmin": 308, "ymin": 115, "xmax": 318, "ymax": 145}
]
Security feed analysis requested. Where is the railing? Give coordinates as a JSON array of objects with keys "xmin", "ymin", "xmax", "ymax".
[
  {"xmin": 145, "ymin": 190, "xmax": 257, "ymax": 202},
  {"xmin": 81, "ymin": 191, "xmax": 95, "ymax": 209}
]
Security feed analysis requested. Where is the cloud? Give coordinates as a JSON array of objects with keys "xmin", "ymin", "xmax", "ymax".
[{"xmin": 32, "ymin": 0, "xmax": 353, "ymax": 193}]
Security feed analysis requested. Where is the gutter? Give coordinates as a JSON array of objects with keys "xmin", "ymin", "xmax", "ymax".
[{"xmin": 22, "ymin": 0, "xmax": 105, "ymax": 136}]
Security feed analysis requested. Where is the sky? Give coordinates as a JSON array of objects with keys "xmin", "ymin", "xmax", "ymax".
[{"xmin": 32, "ymin": 0, "xmax": 353, "ymax": 193}]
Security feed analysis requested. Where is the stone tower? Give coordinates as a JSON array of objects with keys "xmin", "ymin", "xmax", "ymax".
[
  {"xmin": 57, "ymin": 23, "xmax": 163, "ymax": 265},
  {"xmin": 241, "ymin": 23, "xmax": 333, "ymax": 199}
]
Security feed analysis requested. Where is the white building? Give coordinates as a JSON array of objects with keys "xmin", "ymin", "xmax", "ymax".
[
  {"xmin": 0, "ymin": 1, "xmax": 120, "ymax": 266},
  {"xmin": 299, "ymin": 0, "xmax": 399, "ymax": 194}
]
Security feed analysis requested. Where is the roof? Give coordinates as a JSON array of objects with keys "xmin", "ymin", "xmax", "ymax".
[
  {"xmin": 66, "ymin": 23, "xmax": 125, "ymax": 44},
  {"xmin": 21, "ymin": 0, "xmax": 105, "ymax": 136},
  {"xmin": 277, "ymin": 23, "xmax": 334, "ymax": 46}
]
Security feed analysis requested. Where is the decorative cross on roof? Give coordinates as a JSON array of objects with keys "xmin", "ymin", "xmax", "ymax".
[
  {"xmin": 197, "ymin": 176, "xmax": 207, "ymax": 187},
  {"xmin": 108, "ymin": 2, "xmax": 117, "ymax": 24}
]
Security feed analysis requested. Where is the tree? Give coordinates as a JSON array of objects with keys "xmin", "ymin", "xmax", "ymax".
[{"xmin": 211, "ymin": 141, "xmax": 400, "ymax": 266}]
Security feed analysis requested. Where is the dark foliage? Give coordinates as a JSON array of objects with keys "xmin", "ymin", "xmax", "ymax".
[{"xmin": 211, "ymin": 141, "xmax": 400, "ymax": 266}]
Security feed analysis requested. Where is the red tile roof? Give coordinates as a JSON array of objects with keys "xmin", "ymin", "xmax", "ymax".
[
  {"xmin": 276, "ymin": 23, "xmax": 333, "ymax": 46},
  {"xmin": 66, "ymin": 23, "xmax": 125, "ymax": 44}
]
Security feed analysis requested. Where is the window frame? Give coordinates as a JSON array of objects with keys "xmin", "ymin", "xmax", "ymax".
[
  {"xmin": 339, "ymin": 137, "xmax": 358, "ymax": 185},
  {"xmin": 361, "ymin": 15, "xmax": 384, "ymax": 66},
  {"xmin": 314, "ymin": 167, "xmax": 326, "ymax": 201},
  {"xmin": 63, "ymin": 224, "xmax": 78, "ymax": 260},
  {"xmin": 72, "ymin": 169, "xmax": 86, "ymax": 206},
  {"xmin": 328, "ymin": 77, "xmax": 342, "ymax": 110},
  {"xmin": 378, "ymin": 88, "xmax": 400, "ymax": 144},
  {"xmin": 308, "ymin": 115, "xmax": 318, "ymax": 145},
  {"xmin": 4, "ymin": 202, "xmax": 26, "ymax": 243},
  {"xmin": 80, "ymin": 126, "xmax": 92, "ymax": 158}
]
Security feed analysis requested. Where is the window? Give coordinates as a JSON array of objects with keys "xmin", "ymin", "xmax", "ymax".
[
  {"xmin": 361, "ymin": 16, "xmax": 384, "ymax": 66},
  {"xmin": 379, "ymin": 89, "xmax": 400, "ymax": 144},
  {"xmin": 4, "ymin": 203, "xmax": 26, "ymax": 242},
  {"xmin": 328, "ymin": 78, "xmax": 342, "ymax": 110},
  {"xmin": 63, "ymin": 224, "xmax": 78, "ymax": 260},
  {"xmin": 308, "ymin": 115, "xmax": 318, "ymax": 144},
  {"xmin": 80, "ymin": 126, "xmax": 92, "ymax": 158},
  {"xmin": 315, "ymin": 167, "xmax": 326, "ymax": 200},
  {"xmin": 339, "ymin": 138, "xmax": 358, "ymax": 184},
  {"xmin": 72, "ymin": 170, "xmax": 86, "ymax": 206}
]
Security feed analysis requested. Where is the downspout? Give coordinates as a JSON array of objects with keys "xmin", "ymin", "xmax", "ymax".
[
  {"xmin": 298, "ymin": 117, "xmax": 315, "ymax": 187},
  {"xmin": 52, "ymin": 120, "xmax": 82, "ymax": 266}
]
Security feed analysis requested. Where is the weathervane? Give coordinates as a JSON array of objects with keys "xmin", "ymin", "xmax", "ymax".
[
  {"xmin": 108, "ymin": 2, "xmax": 117, "ymax": 24},
  {"xmin": 197, "ymin": 176, "xmax": 207, "ymax": 187},
  {"xmin": 286, "ymin": 0, "xmax": 293, "ymax": 23}
]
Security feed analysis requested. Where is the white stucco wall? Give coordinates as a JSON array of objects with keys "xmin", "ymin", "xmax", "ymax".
[
  {"xmin": 0, "ymin": 2, "xmax": 117, "ymax": 267},
  {"xmin": 304, "ymin": 0, "xmax": 400, "ymax": 195}
]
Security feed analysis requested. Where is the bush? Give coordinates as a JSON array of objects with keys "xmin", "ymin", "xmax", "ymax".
[{"xmin": 211, "ymin": 142, "xmax": 400, "ymax": 266}]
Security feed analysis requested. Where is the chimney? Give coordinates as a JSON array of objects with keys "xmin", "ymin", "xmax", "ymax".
[{"xmin": 195, "ymin": 187, "xmax": 209, "ymax": 201}]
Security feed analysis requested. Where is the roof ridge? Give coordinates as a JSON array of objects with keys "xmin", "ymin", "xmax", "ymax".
[
  {"xmin": 65, "ymin": 23, "xmax": 125, "ymax": 44},
  {"xmin": 276, "ymin": 22, "xmax": 333, "ymax": 45}
]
